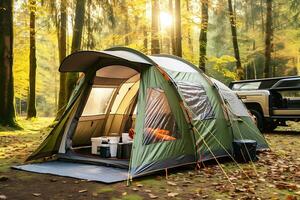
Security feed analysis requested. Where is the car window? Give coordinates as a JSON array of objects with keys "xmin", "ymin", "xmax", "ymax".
[{"xmin": 232, "ymin": 82, "xmax": 261, "ymax": 91}]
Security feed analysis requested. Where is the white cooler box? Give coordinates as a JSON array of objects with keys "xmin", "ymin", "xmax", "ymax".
[{"xmin": 91, "ymin": 136, "xmax": 120, "ymax": 155}]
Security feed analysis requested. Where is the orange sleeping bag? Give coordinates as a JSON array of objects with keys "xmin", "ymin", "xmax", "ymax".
[{"xmin": 145, "ymin": 128, "xmax": 176, "ymax": 141}]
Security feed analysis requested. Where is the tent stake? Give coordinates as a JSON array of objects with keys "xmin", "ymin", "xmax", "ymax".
[{"xmin": 165, "ymin": 168, "xmax": 168, "ymax": 180}]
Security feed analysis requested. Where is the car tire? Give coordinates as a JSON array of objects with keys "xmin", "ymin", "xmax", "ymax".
[
  {"xmin": 264, "ymin": 122, "xmax": 277, "ymax": 133},
  {"xmin": 249, "ymin": 109, "xmax": 263, "ymax": 132}
]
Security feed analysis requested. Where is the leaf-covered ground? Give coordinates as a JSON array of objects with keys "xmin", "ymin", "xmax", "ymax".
[{"xmin": 0, "ymin": 118, "xmax": 299, "ymax": 200}]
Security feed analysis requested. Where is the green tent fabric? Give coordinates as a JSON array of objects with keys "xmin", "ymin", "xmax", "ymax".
[{"xmin": 26, "ymin": 47, "xmax": 269, "ymax": 179}]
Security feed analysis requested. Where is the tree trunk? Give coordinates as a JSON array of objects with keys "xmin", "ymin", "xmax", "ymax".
[
  {"xmin": 27, "ymin": 0, "xmax": 37, "ymax": 119},
  {"xmin": 174, "ymin": 0, "xmax": 182, "ymax": 57},
  {"xmin": 151, "ymin": 0, "xmax": 160, "ymax": 54},
  {"xmin": 121, "ymin": 0, "xmax": 130, "ymax": 45},
  {"xmin": 228, "ymin": 0, "xmax": 244, "ymax": 80},
  {"xmin": 86, "ymin": 0, "xmax": 93, "ymax": 49},
  {"xmin": 56, "ymin": 0, "xmax": 67, "ymax": 119},
  {"xmin": 260, "ymin": 0, "xmax": 264, "ymax": 35},
  {"xmin": 0, "ymin": 0, "xmax": 17, "ymax": 126},
  {"xmin": 264, "ymin": 0, "xmax": 273, "ymax": 78},
  {"xmin": 65, "ymin": 0, "xmax": 86, "ymax": 102},
  {"xmin": 186, "ymin": 0, "xmax": 193, "ymax": 59},
  {"xmin": 143, "ymin": 25, "xmax": 148, "ymax": 54},
  {"xmin": 169, "ymin": 0, "xmax": 176, "ymax": 55},
  {"xmin": 199, "ymin": 0, "xmax": 209, "ymax": 72}
]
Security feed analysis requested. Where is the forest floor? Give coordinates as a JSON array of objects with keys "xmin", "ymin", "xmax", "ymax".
[{"xmin": 0, "ymin": 118, "xmax": 300, "ymax": 200}]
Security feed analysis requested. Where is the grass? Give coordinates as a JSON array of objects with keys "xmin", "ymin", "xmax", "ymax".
[{"xmin": 0, "ymin": 117, "xmax": 54, "ymax": 172}]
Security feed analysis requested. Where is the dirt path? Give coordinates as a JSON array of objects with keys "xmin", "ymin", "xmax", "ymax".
[{"xmin": 0, "ymin": 119, "xmax": 299, "ymax": 200}]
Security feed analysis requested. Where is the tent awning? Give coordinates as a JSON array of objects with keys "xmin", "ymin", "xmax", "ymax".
[{"xmin": 59, "ymin": 49, "xmax": 153, "ymax": 72}]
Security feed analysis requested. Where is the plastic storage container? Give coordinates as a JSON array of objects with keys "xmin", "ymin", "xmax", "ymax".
[
  {"xmin": 91, "ymin": 137, "xmax": 102, "ymax": 155},
  {"xmin": 233, "ymin": 139, "xmax": 257, "ymax": 162},
  {"xmin": 116, "ymin": 142, "xmax": 132, "ymax": 159},
  {"xmin": 98, "ymin": 144, "xmax": 110, "ymax": 158},
  {"xmin": 122, "ymin": 133, "xmax": 132, "ymax": 143},
  {"xmin": 107, "ymin": 136, "xmax": 120, "ymax": 143}
]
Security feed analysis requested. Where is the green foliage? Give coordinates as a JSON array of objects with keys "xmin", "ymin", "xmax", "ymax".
[{"xmin": 207, "ymin": 55, "xmax": 237, "ymax": 84}]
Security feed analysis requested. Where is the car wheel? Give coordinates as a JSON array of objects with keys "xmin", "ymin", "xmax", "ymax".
[
  {"xmin": 264, "ymin": 122, "xmax": 277, "ymax": 133},
  {"xmin": 249, "ymin": 109, "xmax": 263, "ymax": 132}
]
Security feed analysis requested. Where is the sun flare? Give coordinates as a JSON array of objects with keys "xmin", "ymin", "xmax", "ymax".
[{"xmin": 160, "ymin": 12, "xmax": 172, "ymax": 28}]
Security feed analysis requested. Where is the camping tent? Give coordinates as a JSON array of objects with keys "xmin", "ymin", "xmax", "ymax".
[{"xmin": 16, "ymin": 47, "xmax": 268, "ymax": 183}]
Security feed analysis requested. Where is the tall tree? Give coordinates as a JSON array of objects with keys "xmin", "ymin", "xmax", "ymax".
[
  {"xmin": 65, "ymin": 0, "xmax": 86, "ymax": 101},
  {"xmin": 120, "ymin": 0, "xmax": 130, "ymax": 45},
  {"xmin": 264, "ymin": 0, "xmax": 273, "ymax": 78},
  {"xmin": 27, "ymin": 0, "xmax": 37, "ymax": 118},
  {"xmin": 186, "ymin": 0, "xmax": 193, "ymax": 58},
  {"xmin": 228, "ymin": 0, "xmax": 243, "ymax": 80},
  {"xmin": 57, "ymin": 0, "xmax": 67, "ymax": 119},
  {"xmin": 169, "ymin": 0, "xmax": 176, "ymax": 55},
  {"xmin": 199, "ymin": 0, "xmax": 209, "ymax": 72},
  {"xmin": 151, "ymin": 0, "xmax": 160, "ymax": 54},
  {"xmin": 0, "ymin": 0, "xmax": 17, "ymax": 126},
  {"xmin": 174, "ymin": 0, "xmax": 182, "ymax": 57}
]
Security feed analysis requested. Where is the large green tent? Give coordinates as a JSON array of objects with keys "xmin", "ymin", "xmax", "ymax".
[{"xmin": 21, "ymin": 47, "xmax": 268, "ymax": 182}]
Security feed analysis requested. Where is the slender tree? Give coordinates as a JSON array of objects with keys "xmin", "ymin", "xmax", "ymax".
[
  {"xmin": 57, "ymin": 0, "xmax": 67, "ymax": 119},
  {"xmin": 27, "ymin": 0, "xmax": 37, "ymax": 118},
  {"xmin": 228, "ymin": 0, "xmax": 244, "ymax": 80},
  {"xmin": 186, "ymin": 0, "xmax": 193, "ymax": 58},
  {"xmin": 260, "ymin": 0, "xmax": 265, "ymax": 34},
  {"xmin": 65, "ymin": 0, "xmax": 86, "ymax": 101},
  {"xmin": 151, "ymin": 0, "xmax": 160, "ymax": 54},
  {"xmin": 0, "ymin": 0, "xmax": 18, "ymax": 126},
  {"xmin": 169, "ymin": 0, "xmax": 176, "ymax": 55},
  {"xmin": 264, "ymin": 0, "xmax": 273, "ymax": 78},
  {"xmin": 199, "ymin": 0, "xmax": 209, "ymax": 72},
  {"xmin": 120, "ymin": 0, "xmax": 130, "ymax": 45},
  {"xmin": 174, "ymin": 0, "xmax": 182, "ymax": 57},
  {"xmin": 143, "ymin": 25, "xmax": 148, "ymax": 54}
]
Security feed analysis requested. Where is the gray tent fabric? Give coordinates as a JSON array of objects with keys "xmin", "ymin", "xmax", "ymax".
[
  {"xmin": 176, "ymin": 81, "xmax": 214, "ymax": 120},
  {"xmin": 212, "ymin": 78, "xmax": 250, "ymax": 117},
  {"xmin": 13, "ymin": 161, "xmax": 128, "ymax": 183}
]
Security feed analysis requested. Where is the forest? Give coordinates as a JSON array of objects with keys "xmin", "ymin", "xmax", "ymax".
[{"xmin": 1, "ymin": 0, "xmax": 300, "ymax": 125}]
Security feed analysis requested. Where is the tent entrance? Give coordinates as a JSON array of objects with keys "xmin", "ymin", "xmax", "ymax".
[{"xmin": 65, "ymin": 65, "xmax": 141, "ymax": 168}]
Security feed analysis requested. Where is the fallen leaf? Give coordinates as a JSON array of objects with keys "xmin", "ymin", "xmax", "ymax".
[
  {"xmin": 92, "ymin": 192, "xmax": 98, "ymax": 197},
  {"xmin": 275, "ymin": 182, "xmax": 297, "ymax": 190},
  {"xmin": 136, "ymin": 183, "xmax": 143, "ymax": 187},
  {"xmin": 149, "ymin": 193, "xmax": 158, "ymax": 199},
  {"xmin": 258, "ymin": 178, "xmax": 266, "ymax": 182},
  {"xmin": 285, "ymin": 195, "xmax": 297, "ymax": 200},
  {"xmin": 0, "ymin": 195, "xmax": 7, "ymax": 200},
  {"xmin": 167, "ymin": 181, "xmax": 177, "ymax": 186},
  {"xmin": 145, "ymin": 189, "xmax": 152, "ymax": 193},
  {"xmin": 32, "ymin": 193, "xmax": 41, "ymax": 197},
  {"xmin": 167, "ymin": 192, "xmax": 179, "ymax": 197},
  {"xmin": 122, "ymin": 192, "xmax": 127, "ymax": 196},
  {"xmin": 78, "ymin": 189, "xmax": 87, "ymax": 193}
]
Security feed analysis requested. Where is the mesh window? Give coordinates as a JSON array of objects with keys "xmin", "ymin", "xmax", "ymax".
[
  {"xmin": 143, "ymin": 88, "xmax": 180, "ymax": 145},
  {"xmin": 82, "ymin": 87, "xmax": 115, "ymax": 116},
  {"xmin": 177, "ymin": 81, "xmax": 214, "ymax": 120}
]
